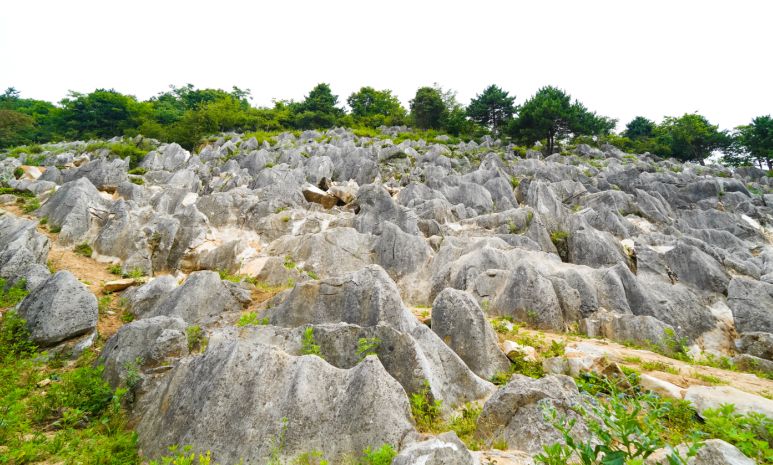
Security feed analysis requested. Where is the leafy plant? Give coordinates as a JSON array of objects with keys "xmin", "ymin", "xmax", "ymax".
[
  {"xmin": 301, "ymin": 327, "xmax": 321, "ymax": 357},
  {"xmin": 237, "ymin": 311, "xmax": 268, "ymax": 327},
  {"xmin": 186, "ymin": 325, "xmax": 207, "ymax": 353},
  {"xmin": 702, "ymin": 404, "xmax": 773, "ymax": 463},
  {"xmin": 22, "ymin": 197, "xmax": 40, "ymax": 213},
  {"xmin": 409, "ymin": 380, "xmax": 443, "ymax": 432},
  {"xmin": 0, "ymin": 277, "xmax": 29, "ymax": 308},
  {"xmin": 356, "ymin": 337, "xmax": 381, "ymax": 360},
  {"xmin": 359, "ymin": 444, "xmax": 397, "ymax": 465},
  {"xmin": 74, "ymin": 242, "xmax": 94, "ymax": 257}
]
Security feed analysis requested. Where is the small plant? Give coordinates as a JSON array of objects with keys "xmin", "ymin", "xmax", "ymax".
[
  {"xmin": 410, "ymin": 380, "xmax": 443, "ymax": 432},
  {"xmin": 50, "ymin": 224, "xmax": 62, "ymax": 233},
  {"xmin": 127, "ymin": 167, "xmax": 147, "ymax": 175},
  {"xmin": 149, "ymin": 445, "xmax": 214, "ymax": 465},
  {"xmin": 447, "ymin": 403, "xmax": 483, "ymax": 450},
  {"xmin": 74, "ymin": 242, "xmax": 93, "ymax": 257},
  {"xmin": 186, "ymin": 325, "xmax": 207, "ymax": 353},
  {"xmin": 702, "ymin": 404, "xmax": 773, "ymax": 463},
  {"xmin": 0, "ymin": 278, "xmax": 29, "ymax": 309},
  {"xmin": 301, "ymin": 327, "xmax": 321, "ymax": 357},
  {"xmin": 492, "ymin": 437, "xmax": 508, "ymax": 451},
  {"xmin": 22, "ymin": 197, "xmax": 40, "ymax": 213},
  {"xmin": 108, "ymin": 264, "xmax": 123, "ymax": 275},
  {"xmin": 123, "ymin": 357, "xmax": 143, "ymax": 389},
  {"xmin": 305, "ymin": 270, "xmax": 319, "ymax": 280},
  {"xmin": 662, "ymin": 327, "xmax": 691, "ymax": 361},
  {"xmin": 281, "ymin": 215, "xmax": 291, "ymax": 223},
  {"xmin": 126, "ymin": 267, "xmax": 146, "ymax": 279},
  {"xmin": 356, "ymin": 337, "xmax": 381, "ymax": 360},
  {"xmin": 283, "ymin": 255, "xmax": 297, "ymax": 270},
  {"xmin": 543, "ymin": 339, "xmax": 566, "ymax": 358},
  {"xmin": 267, "ymin": 417, "xmax": 289, "ymax": 465},
  {"xmin": 98, "ymin": 295, "xmax": 112, "ymax": 315},
  {"xmin": 692, "ymin": 371, "xmax": 727, "ymax": 385},
  {"xmin": 550, "ymin": 230, "xmax": 570, "ymax": 261},
  {"xmin": 237, "ymin": 311, "xmax": 269, "ymax": 327},
  {"xmin": 0, "ymin": 309, "xmax": 37, "ymax": 357},
  {"xmin": 359, "ymin": 444, "xmax": 397, "ymax": 465},
  {"xmin": 39, "ymin": 216, "xmax": 48, "ymax": 225},
  {"xmin": 509, "ymin": 176, "xmax": 521, "ymax": 189},
  {"xmin": 129, "ymin": 177, "xmax": 144, "ymax": 185},
  {"xmin": 294, "ymin": 450, "xmax": 329, "ymax": 465}
]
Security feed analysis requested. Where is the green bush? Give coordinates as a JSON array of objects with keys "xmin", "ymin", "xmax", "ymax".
[
  {"xmin": 409, "ymin": 380, "xmax": 443, "ymax": 432},
  {"xmin": 74, "ymin": 242, "xmax": 93, "ymax": 257},
  {"xmin": 22, "ymin": 197, "xmax": 40, "ymax": 213},
  {"xmin": 186, "ymin": 325, "xmax": 207, "ymax": 353},
  {"xmin": 301, "ymin": 327, "xmax": 321, "ymax": 357},
  {"xmin": 356, "ymin": 337, "xmax": 381, "ymax": 360},
  {"xmin": 0, "ymin": 277, "xmax": 29, "ymax": 309},
  {"xmin": 702, "ymin": 404, "xmax": 773, "ymax": 463},
  {"xmin": 236, "ymin": 311, "xmax": 268, "ymax": 327},
  {"xmin": 0, "ymin": 309, "xmax": 36, "ymax": 358},
  {"xmin": 359, "ymin": 444, "xmax": 397, "ymax": 465}
]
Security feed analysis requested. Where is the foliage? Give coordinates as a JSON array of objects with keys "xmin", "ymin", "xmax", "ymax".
[
  {"xmin": 624, "ymin": 116, "xmax": 656, "ymax": 140},
  {"xmin": 727, "ymin": 115, "xmax": 773, "ymax": 169},
  {"xmin": 447, "ymin": 403, "xmax": 483, "ymax": 450},
  {"xmin": 466, "ymin": 84, "xmax": 515, "ymax": 135},
  {"xmin": 702, "ymin": 404, "xmax": 773, "ymax": 463},
  {"xmin": 509, "ymin": 86, "xmax": 615, "ymax": 155},
  {"xmin": 0, "ymin": 309, "xmax": 36, "ymax": 358},
  {"xmin": 186, "ymin": 325, "xmax": 207, "ymax": 353},
  {"xmin": 301, "ymin": 327, "xmax": 321, "ymax": 357},
  {"xmin": 236, "ymin": 311, "xmax": 269, "ymax": 327},
  {"xmin": 410, "ymin": 87, "xmax": 447, "ymax": 130},
  {"xmin": 356, "ymin": 337, "xmax": 381, "ymax": 360},
  {"xmin": 550, "ymin": 230, "xmax": 570, "ymax": 261},
  {"xmin": 149, "ymin": 445, "xmax": 214, "ymax": 465},
  {"xmin": 74, "ymin": 242, "xmax": 94, "ymax": 257},
  {"xmin": 0, "ymin": 277, "xmax": 29, "ymax": 309},
  {"xmin": 658, "ymin": 113, "xmax": 729, "ymax": 163},
  {"xmin": 347, "ymin": 87, "xmax": 407, "ymax": 127},
  {"xmin": 358, "ymin": 444, "xmax": 397, "ymax": 465},
  {"xmin": 409, "ymin": 380, "xmax": 443, "ymax": 432},
  {"xmin": 22, "ymin": 197, "xmax": 40, "ymax": 213}
]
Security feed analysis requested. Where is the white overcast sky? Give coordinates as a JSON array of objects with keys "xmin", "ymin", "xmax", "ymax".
[{"xmin": 1, "ymin": 0, "xmax": 771, "ymax": 131}]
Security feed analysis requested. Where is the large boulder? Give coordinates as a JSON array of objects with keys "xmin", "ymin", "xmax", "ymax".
[
  {"xmin": 664, "ymin": 242, "xmax": 730, "ymax": 294},
  {"xmin": 431, "ymin": 288, "xmax": 510, "ymax": 380},
  {"xmin": 684, "ymin": 385, "xmax": 773, "ymax": 418},
  {"xmin": 392, "ymin": 432, "xmax": 473, "ymax": 465},
  {"xmin": 35, "ymin": 177, "xmax": 109, "ymax": 245},
  {"xmin": 727, "ymin": 277, "xmax": 773, "ymax": 333},
  {"xmin": 579, "ymin": 310, "xmax": 676, "ymax": 351},
  {"xmin": 0, "ymin": 214, "xmax": 51, "ymax": 289},
  {"xmin": 133, "ymin": 331, "xmax": 415, "ymax": 464},
  {"xmin": 17, "ymin": 271, "xmax": 97, "ymax": 347},
  {"xmin": 475, "ymin": 374, "xmax": 589, "ymax": 454},
  {"xmin": 735, "ymin": 332, "xmax": 773, "ymax": 361}
]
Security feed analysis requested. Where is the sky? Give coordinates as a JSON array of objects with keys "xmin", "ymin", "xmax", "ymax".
[{"xmin": 1, "ymin": 0, "xmax": 771, "ymax": 131}]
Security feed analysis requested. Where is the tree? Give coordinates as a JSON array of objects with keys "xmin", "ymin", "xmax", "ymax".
[
  {"xmin": 658, "ymin": 113, "xmax": 728, "ymax": 164},
  {"xmin": 0, "ymin": 110, "xmax": 35, "ymax": 148},
  {"xmin": 346, "ymin": 87, "xmax": 406, "ymax": 127},
  {"xmin": 291, "ymin": 83, "xmax": 344, "ymax": 129},
  {"xmin": 410, "ymin": 87, "xmax": 446, "ymax": 130},
  {"xmin": 509, "ymin": 86, "xmax": 614, "ymax": 154},
  {"xmin": 732, "ymin": 115, "xmax": 773, "ymax": 169},
  {"xmin": 623, "ymin": 116, "xmax": 656, "ymax": 140},
  {"xmin": 466, "ymin": 84, "xmax": 515, "ymax": 135},
  {"xmin": 58, "ymin": 89, "xmax": 144, "ymax": 139}
]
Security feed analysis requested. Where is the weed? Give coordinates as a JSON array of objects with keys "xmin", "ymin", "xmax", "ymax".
[
  {"xmin": 74, "ymin": 242, "xmax": 93, "ymax": 257},
  {"xmin": 359, "ymin": 444, "xmax": 397, "ymax": 465},
  {"xmin": 356, "ymin": 337, "xmax": 381, "ymax": 360},
  {"xmin": 550, "ymin": 230, "xmax": 569, "ymax": 261},
  {"xmin": 108, "ymin": 264, "xmax": 123, "ymax": 275},
  {"xmin": 39, "ymin": 216, "xmax": 48, "ymax": 225},
  {"xmin": 123, "ymin": 357, "xmax": 143, "ymax": 390},
  {"xmin": 186, "ymin": 325, "xmax": 207, "ymax": 353},
  {"xmin": 129, "ymin": 177, "xmax": 144, "ymax": 185},
  {"xmin": 0, "ymin": 278, "xmax": 29, "ymax": 309},
  {"xmin": 98, "ymin": 295, "xmax": 112, "ymax": 315},
  {"xmin": 447, "ymin": 403, "xmax": 483, "ymax": 450},
  {"xmin": 284, "ymin": 255, "xmax": 297, "ymax": 270},
  {"xmin": 691, "ymin": 371, "xmax": 727, "ymax": 385},
  {"xmin": 237, "ymin": 311, "xmax": 269, "ymax": 327},
  {"xmin": 410, "ymin": 380, "xmax": 443, "ymax": 432},
  {"xmin": 301, "ymin": 327, "xmax": 321, "ymax": 357},
  {"xmin": 50, "ymin": 224, "xmax": 62, "ymax": 233},
  {"xmin": 22, "ymin": 197, "xmax": 40, "ymax": 213}
]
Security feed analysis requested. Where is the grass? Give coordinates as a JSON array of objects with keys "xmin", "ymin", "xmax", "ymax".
[
  {"xmin": 0, "ymin": 278, "xmax": 29, "ymax": 308},
  {"xmin": 98, "ymin": 295, "xmax": 112, "ymax": 315},
  {"xmin": 691, "ymin": 371, "xmax": 727, "ymax": 385},
  {"xmin": 549, "ymin": 230, "xmax": 569, "ymax": 261},
  {"xmin": 409, "ymin": 380, "xmax": 443, "ymax": 432},
  {"xmin": 641, "ymin": 360, "xmax": 679, "ymax": 375},
  {"xmin": 22, "ymin": 197, "xmax": 40, "ymax": 213},
  {"xmin": 74, "ymin": 242, "xmax": 93, "ymax": 257}
]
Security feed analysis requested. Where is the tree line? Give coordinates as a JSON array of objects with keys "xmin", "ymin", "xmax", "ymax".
[{"xmin": 0, "ymin": 83, "xmax": 770, "ymax": 168}]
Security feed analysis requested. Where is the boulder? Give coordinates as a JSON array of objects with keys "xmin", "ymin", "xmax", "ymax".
[
  {"xmin": 684, "ymin": 385, "xmax": 773, "ymax": 418},
  {"xmin": 664, "ymin": 242, "xmax": 730, "ymax": 294},
  {"xmin": 302, "ymin": 183, "xmax": 338, "ymax": 209},
  {"xmin": 431, "ymin": 288, "xmax": 510, "ymax": 379},
  {"xmin": 17, "ymin": 271, "xmax": 97, "ymax": 347},
  {"xmin": 35, "ymin": 177, "xmax": 109, "ymax": 245},
  {"xmin": 392, "ymin": 432, "xmax": 473, "ymax": 465},
  {"xmin": 475, "ymin": 374, "xmax": 589, "ymax": 454},
  {"xmin": 727, "ymin": 277, "xmax": 773, "ymax": 333},
  {"xmin": 134, "ymin": 331, "xmax": 415, "ymax": 464},
  {"xmin": 579, "ymin": 310, "xmax": 676, "ymax": 351},
  {"xmin": 735, "ymin": 332, "xmax": 773, "ymax": 361}
]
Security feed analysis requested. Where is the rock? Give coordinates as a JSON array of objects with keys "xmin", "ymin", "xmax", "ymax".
[
  {"xmin": 0, "ymin": 214, "xmax": 50, "ymax": 286},
  {"xmin": 579, "ymin": 310, "xmax": 676, "ymax": 351},
  {"xmin": 302, "ymin": 183, "xmax": 339, "ymax": 209},
  {"xmin": 684, "ymin": 385, "xmax": 773, "ymax": 418},
  {"xmin": 392, "ymin": 432, "xmax": 473, "ymax": 465},
  {"xmin": 35, "ymin": 177, "xmax": 109, "ymax": 245},
  {"xmin": 735, "ymin": 332, "xmax": 773, "ymax": 360},
  {"xmin": 122, "ymin": 275, "xmax": 179, "ymax": 319},
  {"xmin": 133, "ymin": 331, "xmax": 415, "ymax": 464},
  {"xmin": 431, "ymin": 288, "xmax": 510, "ymax": 379},
  {"xmin": 139, "ymin": 271, "xmax": 244, "ymax": 324},
  {"xmin": 475, "ymin": 374, "xmax": 589, "ymax": 454},
  {"xmin": 638, "ymin": 373, "xmax": 685, "ymax": 399},
  {"xmin": 99, "ymin": 316, "xmax": 188, "ymax": 387},
  {"xmin": 727, "ymin": 277, "xmax": 773, "ymax": 333},
  {"xmin": 17, "ymin": 271, "xmax": 98, "ymax": 347},
  {"xmin": 647, "ymin": 439, "xmax": 755, "ymax": 465},
  {"xmin": 103, "ymin": 278, "xmax": 139, "ymax": 293},
  {"xmin": 664, "ymin": 242, "xmax": 730, "ymax": 294},
  {"xmin": 731, "ymin": 354, "xmax": 773, "ymax": 376}
]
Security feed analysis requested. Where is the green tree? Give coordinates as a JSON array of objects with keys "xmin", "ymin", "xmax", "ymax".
[
  {"xmin": 346, "ymin": 86, "xmax": 406, "ymax": 127},
  {"xmin": 291, "ymin": 83, "xmax": 344, "ymax": 129},
  {"xmin": 658, "ymin": 113, "xmax": 729, "ymax": 164},
  {"xmin": 732, "ymin": 115, "xmax": 773, "ymax": 169},
  {"xmin": 410, "ymin": 86, "xmax": 446, "ymax": 130},
  {"xmin": 0, "ymin": 109, "xmax": 35, "ymax": 148},
  {"xmin": 466, "ymin": 84, "xmax": 515, "ymax": 135},
  {"xmin": 58, "ymin": 89, "xmax": 144, "ymax": 139},
  {"xmin": 509, "ymin": 86, "xmax": 614, "ymax": 154},
  {"xmin": 623, "ymin": 116, "xmax": 656, "ymax": 140}
]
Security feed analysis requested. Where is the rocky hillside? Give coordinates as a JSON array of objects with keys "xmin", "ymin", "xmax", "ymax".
[{"xmin": 1, "ymin": 128, "xmax": 772, "ymax": 464}]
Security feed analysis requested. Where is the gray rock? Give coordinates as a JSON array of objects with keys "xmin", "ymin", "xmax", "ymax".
[
  {"xmin": 17, "ymin": 271, "xmax": 97, "ymax": 347},
  {"xmin": 99, "ymin": 316, "xmax": 188, "ymax": 387},
  {"xmin": 580, "ymin": 310, "xmax": 676, "ymax": 351},
  {"xmin": 735, "ymin": 332, "xmax": 773, "ymax": 360},
  {"xmin": 35, "ymin": 177, "xmax": 109, "ymax": 245},
  {"xmin": 133, "ymin": 331, "xmax": 415, "ymax": 464},
  {"xmin": 727, "ymin": 277, "xmax": 773, "ymax": 333},
  {"xmin": 475, "ymin": 374, "xmax": 589, "ymax": 454},
  {"xmin": 432, "ymin": 288, "xmax": 510, "ymax": 380},
  {"xmin": 392, "ymin": 432, "xmax": 473, "ymax": 465},
  {"xmin": 123, "ymin": 275, "xmax": 179, "ymax": 318},
  {"xmin": 664, "ymin": 242, "xmax": 730, "ymax": 294}
]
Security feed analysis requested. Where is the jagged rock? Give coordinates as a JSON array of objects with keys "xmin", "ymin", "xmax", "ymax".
[
  {"xmin": 431, "ymin": 288, "xmax": 510, "ymax": 379},
  {"xmin": 302, "ymin": 183, "xmax": 338, "ymax": 209},
  {"xmin": 17, "ymin": 271, "xmax": 97, "ymax": 347},
  {"xmin": 664, "ymin": 242, "xmax": 730, "ymax": 294},
  {"xmin": 138, "ymin": 271, "xmax": 244, "ymax": 324},
  {"xmin": 35, "ymin": 177, "xmax": 109, "ymax": 245},
  {"xmin": 579, "ymin": 310, "xmax": 676, "ymax": 350},
  {"xmin": 122, "ymin": 275, "xmax": 179, "ymax": 318},
  {"xmin": 0, "ymin": 214, "xmax": 50, "ymax": 286},
  {"xmin": 103, "ymin": 278, "xmax": 139, "ymax": 293},
  {"xmin": 392, "ymin": 432, "xmax": 473, "ymax": 465},
  {"xmin": 475, "ymin": 374, "xmax": 589, "ymax": 454},
  {"xmin": 735, "ymin": 331, "xmax": 773, "ymax": 360},
  {"xmin": 727, "ymin": 277, "xmax": 773, "ymax": 333},
  {"xmin": 731, "ymin": 354, "xmax": 773, "ymax": 376},
  {"xmin": 99, "ymin": 316, "xmax": 188, "ymax": 387},
  {"xmin": 134, "ymin": 331, "xmax": 415, "ymax": 464}
]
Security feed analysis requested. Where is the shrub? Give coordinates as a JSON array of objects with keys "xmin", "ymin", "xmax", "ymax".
[
  {"xmin": 300, "ymin": 327, "xmax": 321, "ymax": 357},
  {"xmin": 129, "ymin": 177, "xmax": 144, "ymax": 185},
  {"xmin": 236, "ymin": 311, "xmax": 268, "ymax": 327},
  {"xmin": 702, "ymin": 404, "xmax": 773, "ymax": 463},
  {"xmin": 186, "ymin": 325, "xmax": 207, "ymax": 353},
  {"xmin": 74, "ymin": 242, "xmax": 93, "ymax": 257},
  {"xmin": 22, "ymin": 197, "xmax": 40, "ymax": 213},
  {"xmin": 410, "ymin": 380, "xmax": 443, "ymax": 432},
  {"xmin": 0, "ymin": 309, "xmax": 36, "ymax": 358},
  {"xmin": 447, "ymin": 403, "xmax": 483, "ymax": 449},
  {"xmin": 356, "ymin": 337, "xmax": 381, "ymax": 360},
  {"xmin": 0, "ymin": 277, "xmax": 29, "ymax": 308},
  {"xmin": 359, "ymin": 444, "xmax": 397, "ymax": 465}
]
